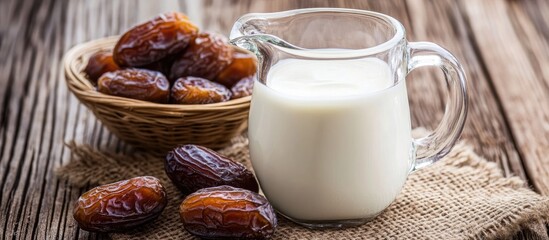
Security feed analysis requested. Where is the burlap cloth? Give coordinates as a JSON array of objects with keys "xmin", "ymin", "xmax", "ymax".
[{"xmin": 57, "ymin": 136, "xmax": 549, "ymax": 239}]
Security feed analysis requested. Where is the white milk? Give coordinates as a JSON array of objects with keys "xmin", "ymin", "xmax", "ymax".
[{"xmin": 248, "ymin": 58, "xmax": 412, "ymax": 221}]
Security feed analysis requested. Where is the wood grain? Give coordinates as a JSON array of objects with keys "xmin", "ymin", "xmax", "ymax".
[
  {"xmin": 405, "ymin": 0, "xmax": 527, "ymax": 180},
  {"xmin": 0, "ymin": 0, "xmax": 547, "ymax": 239},
  {"xmin": 461, "ymin": 0, "xmax": 549, "ymax": 194}
]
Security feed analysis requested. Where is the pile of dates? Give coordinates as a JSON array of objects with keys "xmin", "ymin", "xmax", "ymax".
[
  {"xmin": 73, "ymin": 144, "xmax": 277, "ymax": 239},
  {"xmin": 85, "ymin": 12, "xmax": 256, "ymax": 104}
]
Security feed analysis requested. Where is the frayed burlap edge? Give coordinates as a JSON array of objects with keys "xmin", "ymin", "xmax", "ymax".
[{"xmin": 428, "ymin": 143, "xmax": 549, "ymax": 239}]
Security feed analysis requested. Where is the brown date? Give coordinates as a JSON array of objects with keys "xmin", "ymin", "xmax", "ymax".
[
  {"xmin": 170, "ymin": 77, "xmax": 232, "ymax": 104},
  {"xmin": 73, "ymin": 176, "xmax": 167, "ymax": 232},
  {"xmin": 231, "ymin": 76, "xmax": 254, "ymax": 99},
  {"xmin": 113, "ymin": 12, "xmax": 199, "ymax": 67},
  {"xmin": 170, "ymin": 32, "xmax": 233, "ymax": 80},
  {"xmin": 141, "ymin": 56, "xmax": 176, "ymax": 79},
  {"xmin": 180, "ymin": 186, "xmax": 277, "ymax": 239},
  {"xmin": 165, "ymin": 145, "xmax": 258, "ymax": 194},
  {"xmin": 84, "ymin": 51, "xmax": 120, "ymax": 83},
  {"xmin": 215, "ymin": 52, "xmax": 257, "ymax": 87},
  {"xmin": 98, "ymin": 68, "xmax": 170, "ymax": 103}
]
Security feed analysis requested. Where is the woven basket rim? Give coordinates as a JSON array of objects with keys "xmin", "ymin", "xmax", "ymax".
[{"xmin": 63, "ymin": 36, "xmax": 253, "ymax": 112}]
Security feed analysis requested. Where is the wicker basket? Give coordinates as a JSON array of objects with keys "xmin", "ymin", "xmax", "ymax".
[{"xmin": 64, "ymin": 36, "xmax": 252, "ymax": 152}]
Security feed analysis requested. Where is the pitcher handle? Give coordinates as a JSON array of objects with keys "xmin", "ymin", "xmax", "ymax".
[{"xmin": 408, "ymin": 42, "xmax": 468, "ymax": 171}]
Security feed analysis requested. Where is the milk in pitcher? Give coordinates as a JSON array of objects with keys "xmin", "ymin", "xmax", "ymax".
[{"xmin": 248, "ymin": 57, "xmax": 412, "ymax": 221}]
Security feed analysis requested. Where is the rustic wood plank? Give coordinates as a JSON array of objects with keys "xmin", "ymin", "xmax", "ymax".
[
  {"xmin": 1, "ymin": 0, "xmax": 54, "ymax": 238},
  {"xmin": 509, "ymin": 0, "xmax": 549, "ymax": 94},
  {"xmin": 0, "ymin": 0, "xmax": 137, "ymax": 239},
  {"xmin": 403, "ymin": 1, "xmax": 546, "ymax": 236},
  {"xmin": 461, "ymin": 0, "xmax": 549, "ymax": 194},
  {"xmin": 404, "ymin": 0, "xmax": 527, "ymax": 180}
]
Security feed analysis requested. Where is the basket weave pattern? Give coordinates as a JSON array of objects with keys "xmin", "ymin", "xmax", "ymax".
[{"xmin": 64, "ymin": 36, "xmax": 252, "ymax": 151}]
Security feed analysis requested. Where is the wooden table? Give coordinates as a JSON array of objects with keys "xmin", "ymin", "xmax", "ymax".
[{"xmin": 1, "ymin": 0, "xmax": 548, "ymax": 239}]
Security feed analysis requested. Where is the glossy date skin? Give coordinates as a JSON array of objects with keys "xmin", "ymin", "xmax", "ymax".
[
  {"xmin": 165, "ymin": 145, "xmax": 259, "ymax": 194},
  {"xmin": 170, "ymin": 32, "xmax": 233, "ymax": 80},
  {"xmin": 98, "ymin": 69, "xmax": 170, "ymax": 103},
  {"xmin": 180, "ymin": 186, "xmax": 277, "ymax": 239},
  {"xmin": 170, "ymin": 77, "xmax": 231, "ymax": 104},
  {"xmin": 84, "ymin": 51, "xmax": 120, "ymax": 83},
  {"xmin": 215, "ymin": 52, "xmax": 257, "ymax": 88},
  {"xmin": 113, "ymin": 12, "xmax": 199, "ymax": 67},
  {"xmin": 73, "ymin": 176, "xmax": 167, "ymax": 233},
  {"xmin": 231, "ymin": 76, "xmax": 254, "ymax": 99},
  {"xmin": 141, "ymin": 56, "xmax": 176, "ymax": 80}
]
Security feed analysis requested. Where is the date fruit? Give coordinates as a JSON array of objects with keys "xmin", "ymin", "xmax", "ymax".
[
  {"xmin": 170, "ymin": 77, "xmax": 232, "ymax": 104},
  {"xmin": 180, "ymin": 186, "xmax": 277, "ymax": 239},
  {"xmin": 215, "ymin": 52, "xmax": 257, "ymax": 87},
  {"xmin": 73, "ymin": 176, "xmax": 167, "ymax": 232},
  {"xmin": 231, "ymin": 76, "xmax": 254, "ymax": 99},
  {"xmin": 141, "ymin": 56, "xmax": 176, "ymax": 80},
  {"xmin": 84, "ymin": 51, "xmax": 120, "ymax": 83},
  {"xmin": 98, "ymin": 68, "xmax": 170, "ymax": 103},
  {"xmin": 170, "ymin": 32, "xmax": 233, "ymax": 80},
  {"xmin": 113, "ymin": 12, "xmax": 199, "ymax": 67},
  {"xmin": 165, "ymin": 145, "xmax": 258, "ymax": 194}
]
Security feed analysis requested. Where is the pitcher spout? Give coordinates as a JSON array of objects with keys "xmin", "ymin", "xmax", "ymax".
[
  {"xmin": 229, "ymin": 36, "xmax": 260, "ymax": 56},
  {"xmin": 229, "ymin": 13, "xmax": 303, "ymax": 54}
]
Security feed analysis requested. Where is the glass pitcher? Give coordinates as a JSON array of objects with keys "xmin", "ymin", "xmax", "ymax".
[{"xmin": 230, "ymin": 8, "xmax": 467, "ymax": 228}]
